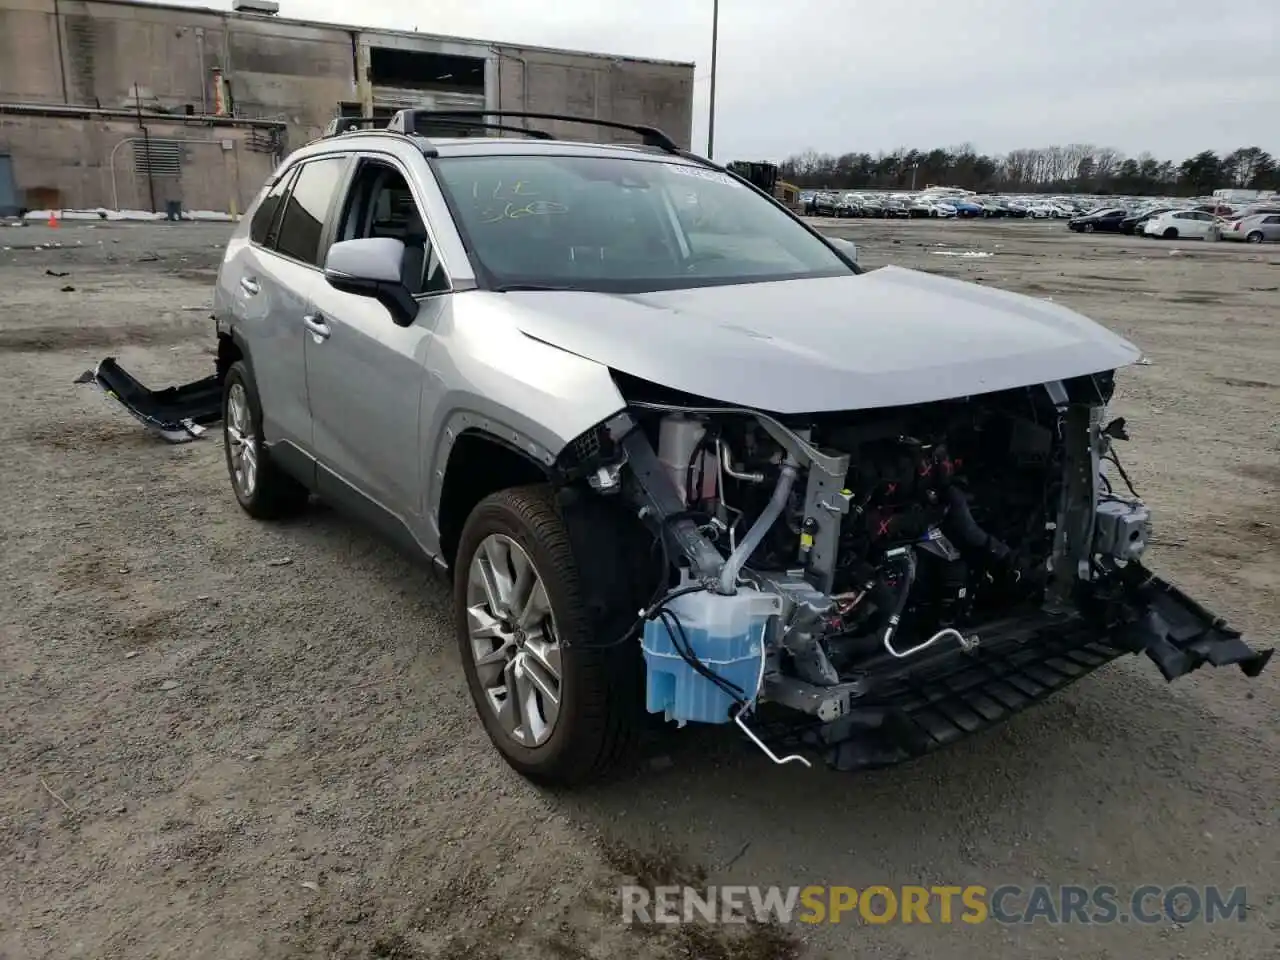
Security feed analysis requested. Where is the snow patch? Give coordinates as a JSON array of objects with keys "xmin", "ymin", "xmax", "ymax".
[
  {"xmin": 23, "ymin": 209, "xmax": 239, "ymax": 223},
  {"xmin": 929, "ymin": 250, "xmax": 994, "ymax": 258}
]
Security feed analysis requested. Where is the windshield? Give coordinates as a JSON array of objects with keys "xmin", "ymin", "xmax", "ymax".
[{"xmin": 431, "ymin": 154, "xmax": 854, "ymax": 292}]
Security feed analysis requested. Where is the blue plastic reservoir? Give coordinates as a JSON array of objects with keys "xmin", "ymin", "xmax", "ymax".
[{"xmin": 641, "ymin": 588, "xmax": 780, "ymax": 725}]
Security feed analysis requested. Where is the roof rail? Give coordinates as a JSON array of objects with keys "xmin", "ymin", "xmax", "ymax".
[{"xmin": 385, "ymin": 109, "xmax": 680, "ymax": 153}]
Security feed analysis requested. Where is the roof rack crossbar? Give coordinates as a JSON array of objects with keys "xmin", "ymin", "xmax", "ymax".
[
  {"xmin": 322, "ymin": 116, "xmax": 381, "ymax": 137},
  {"xmin": 386, "ymin": 109, "xmax": 679, "ymax": 153},
  {"xmin": 410, "ymin": 117, "xmax": 556, "ymax": 140}
]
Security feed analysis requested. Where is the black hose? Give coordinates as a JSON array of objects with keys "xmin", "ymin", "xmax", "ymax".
[
  {"xmin": 573, "ymin": 509, "xmax": 711, "ymax": 650},
  {"xmin": 943, "ymin": 485, "xmax": 1011, "ymax": 560}
]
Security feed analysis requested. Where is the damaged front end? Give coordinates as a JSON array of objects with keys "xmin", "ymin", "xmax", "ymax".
[{"xmin": 557, "ymin": 371, "xmax": 1273, "ymax": 772}]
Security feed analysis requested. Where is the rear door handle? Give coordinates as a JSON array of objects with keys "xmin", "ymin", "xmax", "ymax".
[
  {"xmin": 239, "ymin": 277, "xmax": 260, "ymax": 296},
  {"xmin": 303, "ymin": 314, "xmax": 331, "ymax": 340}
]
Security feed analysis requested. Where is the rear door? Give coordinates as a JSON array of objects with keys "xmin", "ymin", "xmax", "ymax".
[
  {"xmin": 305, "ymin": 154, "xmax": 452, "ymax": 534},
  {"xmin": 232, "ymin": 155, "xmax": 349, "ymax": 458}
]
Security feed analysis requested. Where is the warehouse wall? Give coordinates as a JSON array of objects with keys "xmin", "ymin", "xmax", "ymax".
[
  {"xmin": 0, "ymin": 0, "xmax": 696, "ymax": 210},
  {"xmin": 492, "ymin": 45, "xmax": 694, "ymax": 148},
  {"xmin": 0, "ymin": 113, "xmax": 277, "ymax": 212},
  {"xmin": 0, "ymin": 0, "xmax": 64, "ymax": 103},
  {"xmin": 1, "ymin": 0, "xmax": 356, "ymax": 141}
]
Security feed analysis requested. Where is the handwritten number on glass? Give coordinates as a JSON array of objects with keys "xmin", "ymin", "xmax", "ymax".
[{"xmin": 473, "ymin": 180, "xmax": 568, "ymax": 223}]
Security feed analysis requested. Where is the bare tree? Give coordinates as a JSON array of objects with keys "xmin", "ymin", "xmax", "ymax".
[
  {"xmin": 1064, "ymin": 143, "xmax": 1095, "ymax": 180},
  {"xmin": 1091, "ymin": 147, "xmax": 1124, "ymax": 181}
]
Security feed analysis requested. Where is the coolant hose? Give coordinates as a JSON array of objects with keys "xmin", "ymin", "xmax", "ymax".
[
  {"xmin": 717, "ymin": 458, "xmax": 799, "ymax": 594},
  {"xmin": 944, "ymin": 485, "xmax": 1011, "ymax": 560}
]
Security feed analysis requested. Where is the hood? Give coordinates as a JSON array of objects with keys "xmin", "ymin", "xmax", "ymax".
[{"xmin": 501, "ymin": 267, "xmax": 1142, "ymax": 414}]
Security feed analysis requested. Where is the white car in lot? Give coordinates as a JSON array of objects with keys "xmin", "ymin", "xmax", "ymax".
[{"xmin": 1142, "ymin": 209, "xmax": 1220, "ymax": 240}]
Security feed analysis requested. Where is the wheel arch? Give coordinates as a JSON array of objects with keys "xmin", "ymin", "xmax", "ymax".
[
  {"xmin": 434, "ymin": 425, "xmax": 554, "ymax": 569},
  {"xmin": 215, "ymin": 324, "xmax": 253, "ymax": 380}
]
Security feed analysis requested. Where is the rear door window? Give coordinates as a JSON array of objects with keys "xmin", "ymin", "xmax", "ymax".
[
  {"xmin": 274, "ymin": 157, "xmax": 349, "ymax": 267},
  {"xmin": 249, "ymin": 169, "xmax": 297, "ymax": 247}
]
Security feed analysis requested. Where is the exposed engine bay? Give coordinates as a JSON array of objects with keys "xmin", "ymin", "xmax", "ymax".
[{"xmin": 558, "ymin": 371, "xmax": 1272, "ymax": 770}]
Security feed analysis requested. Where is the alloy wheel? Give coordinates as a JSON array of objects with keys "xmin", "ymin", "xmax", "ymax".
[
  {"xmin": 466, "ymin": 533, "xmax": 562, "ymax": 747},
  {"xmin": 225, "ymin": 382, "xmax": 258, "ymax": 499}
]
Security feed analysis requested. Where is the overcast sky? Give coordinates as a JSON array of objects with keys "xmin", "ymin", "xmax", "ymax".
[{"xmin": 152, "ymin": 0, "xmax": 1277, "ymax": 162}]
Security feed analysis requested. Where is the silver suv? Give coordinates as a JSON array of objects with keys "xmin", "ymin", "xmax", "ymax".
[{"xmin": 117, "ymin": 109, "xmax": 1271, "ymax": 785}]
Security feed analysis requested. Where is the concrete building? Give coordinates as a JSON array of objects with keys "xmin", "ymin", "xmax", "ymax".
[{"xmin": 0, "ymin": 0, "xmax": 696, "ymax": 214}]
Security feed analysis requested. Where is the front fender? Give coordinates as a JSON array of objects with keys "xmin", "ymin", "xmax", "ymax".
[{"xmin": 418, "ymin": 294, "xmax": 627, "ymax": 536}]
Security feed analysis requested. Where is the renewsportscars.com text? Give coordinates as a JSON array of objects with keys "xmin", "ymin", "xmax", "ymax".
[{"xmin": 620, "ymin": 884, "xmax": 1248, "ymax": 926}]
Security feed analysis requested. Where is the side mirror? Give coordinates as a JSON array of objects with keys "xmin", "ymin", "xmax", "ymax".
[
  {"xmin": 827, "ymin": 235, "xmax": 859, "ymax": 265},
  {"xmin": 324, "ymin": 237, "xmax": 417, "ymax": 327}
]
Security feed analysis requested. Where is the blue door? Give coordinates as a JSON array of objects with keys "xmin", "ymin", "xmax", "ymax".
[{"xmin": 0, "ymin": 153, "xmax": 17, "ymax": 217}]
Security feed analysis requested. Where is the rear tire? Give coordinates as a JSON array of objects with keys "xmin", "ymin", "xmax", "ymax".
[
  {"xmin": 221, "ymin": 361, "xmax": 310, "ymax": 520},
  {"xmin": 1163, "ymin": 227, "xmax": 1178, "ymax": 239},
  {"xmin": 1247, "ymin": 231, "xmax": 1264, "ymax": 243},
  {"xmin": 454, "ymin": 485, "xmax": 642, "ymax": 786}
]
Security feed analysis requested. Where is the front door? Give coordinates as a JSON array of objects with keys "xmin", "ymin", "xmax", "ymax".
[{"xmin": 306, "ymin": 156, "xmax": 453, "ymax": 532}]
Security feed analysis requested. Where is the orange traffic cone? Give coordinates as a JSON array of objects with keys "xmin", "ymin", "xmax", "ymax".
[{"xmin": 49, "ymin": 210, "xmax": 60, "ymax": 229}]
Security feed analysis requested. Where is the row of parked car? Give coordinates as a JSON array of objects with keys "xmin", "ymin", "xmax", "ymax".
[
  {"xmin": 801, "ymin": 190, "xmax": 1089, "ymax": 220},
  {"xmin": 799, "ymin": 188, "xmax": 1280, "ymax": 243},
  {"xmin": 1067, "ymin": 203, "xmax": 1280, "ymax": 242}
]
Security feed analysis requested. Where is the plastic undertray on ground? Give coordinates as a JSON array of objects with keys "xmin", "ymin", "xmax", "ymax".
[{"xmin": 75, "ymin": 356, "xmax": 223, "ymax": 443}]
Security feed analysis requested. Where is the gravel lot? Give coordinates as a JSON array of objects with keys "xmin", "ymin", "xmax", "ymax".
[{"xmin": 1, "ymin": 217, "xmax": 1277, "ymax": 960}]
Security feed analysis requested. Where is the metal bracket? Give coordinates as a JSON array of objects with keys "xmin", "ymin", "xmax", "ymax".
[
  {"xmin": 799, "ymin": 471, "xmax": 853, "ymax": 594},
  {"xmin": 1047, "ymin": 404, "xmax": 1101, "ymax": 609},
  {"xmin": 619, "ymin": 427, "xmax": 724, "ymax": 579}
]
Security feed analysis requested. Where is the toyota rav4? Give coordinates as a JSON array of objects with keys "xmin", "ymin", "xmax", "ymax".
[{"xmin": 83, "ymin": 110, "xmax": 1272, "ymax": 786}]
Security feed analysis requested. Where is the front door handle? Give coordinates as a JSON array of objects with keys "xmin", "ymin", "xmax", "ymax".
[
  {"xmin": 303, "ymin": 314, "xmax": 331, "ymax": 341},
  {"xmin": 239, "ymin": 276, "xmax": 260, "ymax": 296}
]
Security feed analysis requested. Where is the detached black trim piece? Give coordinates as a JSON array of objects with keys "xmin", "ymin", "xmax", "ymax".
[
  {"xmin": 75, "ymin": 357, "xmax": 224, "ymax": 443},
  {"xmin": 781, "ymin": 566, "xmax": 1272, "ymax": 772},
  {"xmin": 1107, "ymin": 567, "xmax": 1274, "ymax": 681}
]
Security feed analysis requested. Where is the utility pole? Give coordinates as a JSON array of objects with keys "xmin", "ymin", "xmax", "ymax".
[
  {"xmin": 707, "ymin": 0, "xmax": 719, "ymax": 159},
  {"xmin": 135, "ymin": 83, "xmax": 157, "ymax": 215}
]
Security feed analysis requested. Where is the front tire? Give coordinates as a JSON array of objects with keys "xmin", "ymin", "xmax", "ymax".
[
  {"xmin": 222, "ymin": 361, "xmax": 309, "ymax": 520},
  {"xmin": 454, "ymin": 486, "xmax": 641, "ymax": 786}
]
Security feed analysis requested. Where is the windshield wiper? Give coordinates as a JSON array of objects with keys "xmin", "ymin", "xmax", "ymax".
[{"xmin": 490, "ymin": 283, "xmax": 575, "ymax": 293}]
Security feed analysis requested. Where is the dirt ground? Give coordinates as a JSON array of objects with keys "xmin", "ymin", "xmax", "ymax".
[{"xmin": 1, "ymin": 217, "xmax": 1276, "ymax": 960}]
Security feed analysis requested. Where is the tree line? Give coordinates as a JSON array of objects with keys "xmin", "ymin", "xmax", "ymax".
[{"xmin": 778, "ymin": 144, "xmax": 1278, "ymax": 196}]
